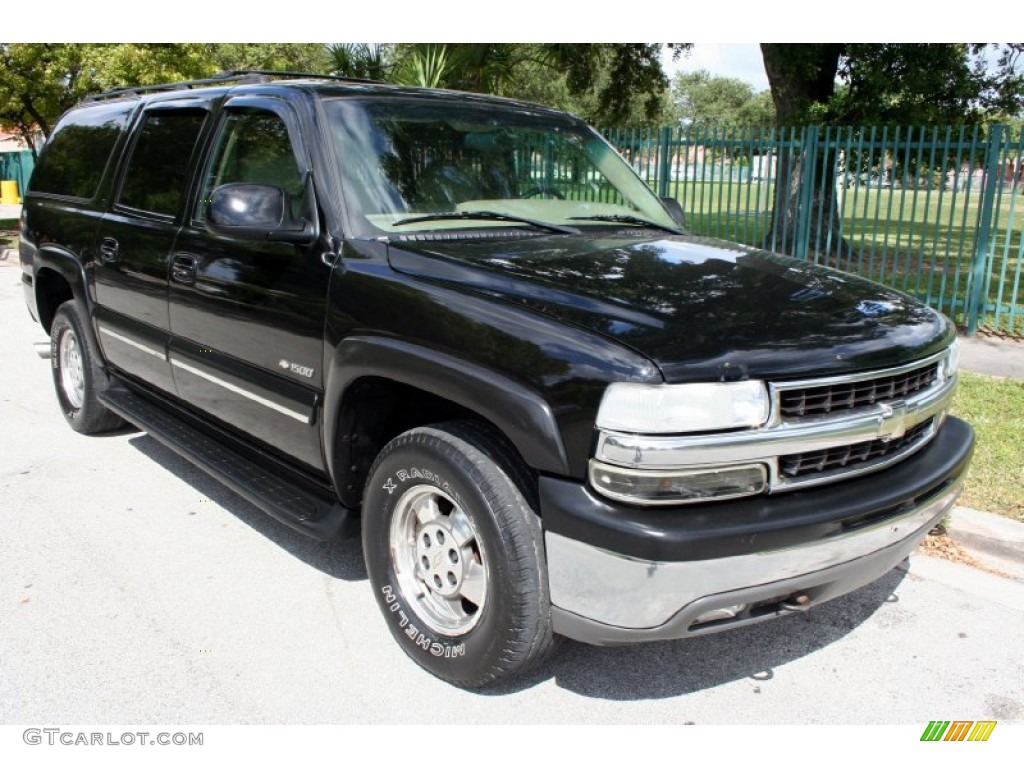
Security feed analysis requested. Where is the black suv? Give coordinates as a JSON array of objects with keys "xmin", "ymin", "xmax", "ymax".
[{"xmin": 19, "ymin": 71, "xmax": 974, "ymax": 687}]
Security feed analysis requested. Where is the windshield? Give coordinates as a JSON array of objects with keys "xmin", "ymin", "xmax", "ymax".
[{"xmin": 323, "ymin": 97, "xmax": 680, "ymax": 237}]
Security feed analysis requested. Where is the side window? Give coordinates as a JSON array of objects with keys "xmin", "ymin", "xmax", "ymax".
[
  {"xmin": 198, "ymin": 109, "xmax": 304, "ymax": 220},
  {"xmin": 118, "ymin": 110, "xmax": 207, "ymax": 216},
  {"xmin": 30, "ymin": 102, "xmax": 132, "ymax": 199}
]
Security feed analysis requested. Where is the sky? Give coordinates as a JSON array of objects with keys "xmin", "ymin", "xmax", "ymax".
[
  {"xmin": 663, "ymin": 44, "xmax": 770, "ymax": 91},
  {"xmin": 664, "ymin": 43, "xmax": 1022, "ymax": 95}
]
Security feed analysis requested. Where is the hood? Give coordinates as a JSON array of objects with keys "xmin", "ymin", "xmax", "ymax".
[{"xmin": 386, "ymin": 233, "xmax": 953, "ymax": 382}]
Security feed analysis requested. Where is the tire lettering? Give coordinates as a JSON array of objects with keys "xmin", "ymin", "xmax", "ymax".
[
  {"xmin": 381, "ymin": 586, "xmax": 465, "ymax": 658},
  {"xmin": 387, "ymin": 469, "xmax": 464, "ymax": 508}
]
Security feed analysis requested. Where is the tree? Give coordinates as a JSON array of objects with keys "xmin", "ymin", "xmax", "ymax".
[
  {"xmin": 0, "ymin": 43, "xmax": 331, "ymax": 157},
  {"xmin": 667, "ymin": 69, "xmax": 775, "ymax": 128},
  {"xmin": 386, "ymin": 44, "xmax": 682, "ymax": 127},
  {"xmin": 389, "ymin": 44, "xmax": 519, "ymax": 92},
  {"xmin": 1, "ymin": 44, "xmax": 84, "ymax": 154},
  {"xmin": 327, "ymin": 43, "xmax": 392, "ymax": 80},
  {"xmin": 549, "ymin": 43, "xmax": 676, "ymax": 125},
  {"xmin": 759, "ymin": 43, "xmax": 1024, "ymax": 260},
  {"xmin": 206, "ymin": 43, "xmax": 330, "ymax": 74},
  {"xmin": 0, "ymin": 44, "xmax": 218, "ymax": 154},
  {"xmin": 1, "ymin": 42, "xmax": 682, "ymax": 157}
]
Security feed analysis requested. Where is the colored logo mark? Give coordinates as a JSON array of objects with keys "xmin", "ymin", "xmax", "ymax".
[{"xmin": 920, "ymin": 720, "xmax": 996, "ymax": 742}]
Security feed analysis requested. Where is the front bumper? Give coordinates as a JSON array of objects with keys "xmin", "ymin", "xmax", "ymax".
[{"xmin": 541, "ymin": 416, "xmax": 974, "ymax": 645}]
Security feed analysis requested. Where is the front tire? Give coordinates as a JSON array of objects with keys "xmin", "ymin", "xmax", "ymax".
[
  {"xmin": 50, "ymin": 303, "xmax": 124, "ymax": 434},
  {"xmin": 362, "ymin": 421, "xmax": 554, "ymax": 688}
]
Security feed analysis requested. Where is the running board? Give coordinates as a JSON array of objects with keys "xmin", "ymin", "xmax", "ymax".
[{"xmin": 99, "ymin": 386, "xmax": 353, "ymax": 540}]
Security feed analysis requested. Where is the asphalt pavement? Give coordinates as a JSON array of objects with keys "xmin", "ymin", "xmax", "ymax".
[{"xmin": 1, "ymin": 255, "xmax": 1022, "ymax": 725}]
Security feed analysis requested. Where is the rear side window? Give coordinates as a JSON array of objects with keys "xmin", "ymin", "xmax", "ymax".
[
  {"xmin": 30, "ymin": 102, "xmax": 132, "ymax": 199},
  {"xmin": 118, "ymin": 109, "xmax": 207, "ymax": 216}
]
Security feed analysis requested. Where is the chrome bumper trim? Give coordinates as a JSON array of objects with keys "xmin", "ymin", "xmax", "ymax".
[{"xmin": 546, "ymin": 480, "xmax": 961, "ymax": 631}]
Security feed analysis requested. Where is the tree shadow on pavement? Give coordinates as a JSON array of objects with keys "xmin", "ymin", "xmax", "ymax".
[{"xmin": 128, "ymin": 434, "xmax": 367, "ymax": 582}]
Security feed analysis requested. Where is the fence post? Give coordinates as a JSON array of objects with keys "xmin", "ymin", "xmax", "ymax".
[
  {"xmin": 657, "ymin": 126, "xmax": 672, "ymax": 199},
  {"xmin": 967, "ymin": 125, "xmax": 1003, "ymax": 335},
  {"xmin": 794, "ymin": 125, "xmax": 819, "ymax": 261}
]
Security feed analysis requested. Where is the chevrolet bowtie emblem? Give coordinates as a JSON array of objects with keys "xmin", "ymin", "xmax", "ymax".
[{"xmin": 878, "ymin": 402, "xmax": 908, "ymax": 441}]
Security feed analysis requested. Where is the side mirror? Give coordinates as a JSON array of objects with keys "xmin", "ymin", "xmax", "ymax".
[
  {"xmin": 660, "ymin": 196, "xmax": 687, "ymax": 229},
  {"xmin": 204, "ymin": 183, "xmax": 316, "ymax": 244}
]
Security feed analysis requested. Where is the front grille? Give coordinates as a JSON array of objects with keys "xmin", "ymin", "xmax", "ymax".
[
  {"xmin": 779, "ymin": 362, "xmax": 939, "ymax": 419},
  {"xmin": 779, "ymin": 419, "xmax": 934, "ymax": 479}
]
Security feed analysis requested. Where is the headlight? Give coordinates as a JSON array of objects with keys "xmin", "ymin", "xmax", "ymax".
[
  {"xmin": 944, "ymin": 339, "xmax": 960, "ymax": 381},
  {"xmin": 596, "ymin": 380, "xmax": 770, "ymax": 434}
]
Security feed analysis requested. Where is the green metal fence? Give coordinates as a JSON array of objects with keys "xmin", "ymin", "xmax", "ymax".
[
  {"xmin": 0, "ymin": 150, "xmax": 34, "ymax": 203},
  {"xmin": 604, "ymin": 125, "xmax": 1024, "ymax": 337}
]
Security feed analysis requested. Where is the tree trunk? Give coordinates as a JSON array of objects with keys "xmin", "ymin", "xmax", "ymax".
[
  {"xmin": 768, "ymin": 137, "xmax": 850, "ymax": 265},
  {"xmin": 760, "ymin": 44, "xmax": 851, "ymax": 264}
]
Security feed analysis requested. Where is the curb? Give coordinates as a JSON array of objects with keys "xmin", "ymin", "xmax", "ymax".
[
  {"xmin": 945, "ymin": 505, "xmax": 1024, "ymax": 581},
  {"xmin": 905, "ymin": 555, "xmax": 1024, "ymax": 611}
]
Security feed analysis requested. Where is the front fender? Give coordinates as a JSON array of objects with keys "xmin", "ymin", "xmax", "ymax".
[{"xmin": 322, "ymin": 335, "xmax": 571, "ymax": 480}]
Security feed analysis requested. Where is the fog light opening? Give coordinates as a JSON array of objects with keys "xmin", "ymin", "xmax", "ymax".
[{"xmin": 589, "ymin": 461, "xmax": 768, "ymax": 505}]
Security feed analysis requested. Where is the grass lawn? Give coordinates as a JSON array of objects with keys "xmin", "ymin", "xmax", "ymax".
[{"xmin": 950, "ymin": 371, "xmax": 1024, "ymax": 521}]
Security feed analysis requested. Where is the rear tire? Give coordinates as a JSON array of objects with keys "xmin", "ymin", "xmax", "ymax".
[
  {"xmin": 362, "ymin": 421, "xmax": 554, "ymax": 688},
  {"xmin": 50, "ymin": 303, "xmax": 125, "ymax": 434}
]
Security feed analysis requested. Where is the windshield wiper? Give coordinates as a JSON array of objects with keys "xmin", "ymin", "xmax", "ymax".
[
  {"xmin": 567, "ymin": 214, "xmax": 683, "ymax": 234},
  {"xmin": 391, "ymin": 210, "xmax": 579, "ymax": 235}
]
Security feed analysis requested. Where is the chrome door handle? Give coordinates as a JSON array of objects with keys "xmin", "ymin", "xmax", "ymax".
[
  {"xmin": 171, "ymin": 254, "xmax": 199, "ymax": 284},
  {"xmin": 99, "ymin": 237, "xmax": 119, "ymax": 262}
]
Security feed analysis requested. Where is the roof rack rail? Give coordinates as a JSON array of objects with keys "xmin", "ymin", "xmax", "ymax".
[{"xmin": 84, "ymin": 70, "xmax": 384, "ymax": 102}]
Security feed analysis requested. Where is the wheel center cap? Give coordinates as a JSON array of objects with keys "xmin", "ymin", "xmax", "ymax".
[{"xmin": 416, "ymin": 521, "xmax": 465, "ymax": 598}]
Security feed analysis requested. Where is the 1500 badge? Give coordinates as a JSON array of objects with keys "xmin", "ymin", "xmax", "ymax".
[{"xmin": 278, "ymin": 359, "xmax": 314, "ymax": 378}]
